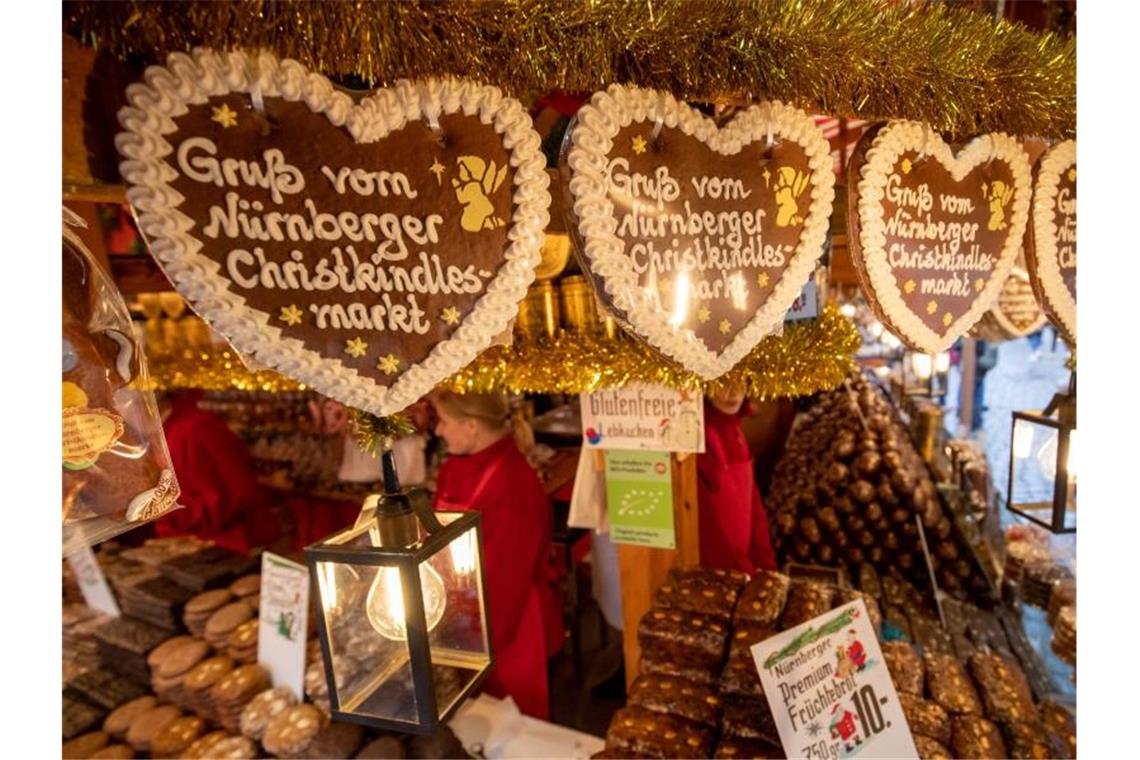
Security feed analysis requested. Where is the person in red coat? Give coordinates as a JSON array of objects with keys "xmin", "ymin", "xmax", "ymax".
[
  {"xmin": 154, "ymin": 389, "xmax": 276, "ymax": 553},
  {"xmin": 430, "ymin": 392, "xmax": 563, "ymax": 720},
  {"xmin": 697, "ymin": 385, "xmax": 778, "ymax": 574}
]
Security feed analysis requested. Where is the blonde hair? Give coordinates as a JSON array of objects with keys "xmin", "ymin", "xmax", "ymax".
[{"xmin": 432, "ymin": 391, "xmax": 534, "ymax": 454}]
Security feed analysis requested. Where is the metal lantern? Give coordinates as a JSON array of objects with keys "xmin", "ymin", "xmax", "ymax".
[
  {"xmin": 1006, "ymin": 376, "xmax": 1076, "ymax": 533},
  {"xmin": 896, "ymin": 351, "xmax": 950, "ymax": 400},
  {"xmin": 304, "ymin": 452, "xmax": 492, "ymax": 733}
]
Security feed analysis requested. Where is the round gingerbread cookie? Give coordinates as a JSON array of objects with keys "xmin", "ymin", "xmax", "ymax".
[
  {"xmin": 210, "ymin": 735, "xmax": 258, "ymax": 759},
  {"xmin": 227, "ymin": 619, "xmax": 259, "ymax": 650},
  {"xmin": 62, "ymin": 731, "xmax": 109, "ymax": 759},
  {"xmin": 89, "ymin": 744, "xmax": 134, "ymax": 759},
  {"xmin": 179, "ymin": 730, "xmax": 229, "ymax": 759},
  {"xmin": 206, "ymin": 601, "xmax": 255, "ymax": 638},
  {"xmin": 213, "ymin": 664, "xmax": 271, "ymax": 704},
  {"xmin": 240, "ymin": 686, "xmax": 298, "ymax": 741},
  {"xmin": 229, "ymin": 574, "xmax": 261, "ymax": 598},
  {"xmin": 103, "ymin": 696, "xmax": 157, "ymax": 738},
  {"xmin": 150, "ymin": 715, "xmax": 207, "ymax": 757},
  {"xmin": 262, "ymin": 704, "xmax": 326, "ymax": 757},
  {"xmin": 185, "ymin": 655, "xmax": 236, "ymax": 692},
  {"xmin": 125, "ymin": 705, "xmax": 181, "ymax": 751},
  {"xmin": 157, "ymin": 638, "xmax": 212, "ymax": 679},
  {"xmin": 185, "ymin": 588, "xmax": 234, "ymax": 615},
  {"xmin": 146, "ymin": 635, "xmax": 196, "ymax": 669}
]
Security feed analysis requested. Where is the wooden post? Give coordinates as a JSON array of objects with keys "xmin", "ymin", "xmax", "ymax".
[
  {"xmin": 615, "ymin": 451, "xmax": 700, "ymax": 688},
  {"xmin": 960, "ymin": 337, "xmax": 977, "ymax": 432}
]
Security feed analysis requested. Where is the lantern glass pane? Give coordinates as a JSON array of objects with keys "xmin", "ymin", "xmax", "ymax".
[
  {"xmin": 314, "ymin": 553, "xmax": 421, "ymax": 724},
  {"xmin": 1010, "ymin": 417, "xmax": 1075, "ymax": 530},
  {"xmin": 423, "ymin": 515, "xmax": 492, "ymax": 719}
]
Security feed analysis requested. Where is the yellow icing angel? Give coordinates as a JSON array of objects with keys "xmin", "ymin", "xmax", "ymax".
[
  {"xmin": 774, "ymin": 166, "xmax": 809, "ymax": 227},
  {"xmin": 987, "ymin": 180, "xmax": 1014, "ymax": 231},
  {"xmin": 453, "ymin": 155, "xmax": 507, "ymax": 232}
]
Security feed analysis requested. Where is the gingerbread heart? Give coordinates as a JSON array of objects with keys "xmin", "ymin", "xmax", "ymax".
[
  {"xmin": 970, "ymin": 265, "xmax": 1047, "ymax": 342},
  {"xmin": 561, "ymin": 86, "xmax": 834, "ymax": 379},
  {"xmin": 1025, "ymin": 140, "xmax": 1076, "ymax": 346},
  {"xmin": 847, "ymin": 122, "xmax": 1031, "ymax": 354},
  {"xmin": 116, "ymin": 50, "xmax": 549, "ymax": 416}
]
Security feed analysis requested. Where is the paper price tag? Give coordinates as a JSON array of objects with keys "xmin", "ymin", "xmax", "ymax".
[
  {"xmin": 258, "ymin": 552, "xmax": 310, "ymax": 701},
  {"xmin": 581, "ymin": 384, "xmax": 704, "ymax": 453},
  {"xmin": 752, "ymin": 599, "xmax": 918, "ymax": 760},
  {"xmin": 66, "ymin": 545, "xmax": 120, "ymax": 618}
]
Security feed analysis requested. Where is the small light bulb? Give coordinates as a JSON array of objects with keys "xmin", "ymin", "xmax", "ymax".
[
  {"xmin": 366, "ymin": 564, "xmax": 447, "ymax": 641},
  {"xmin": 934, "ymin": 352, "xmax": 950, "ymax": 374},
  {"xmin": 868, "ymin": 321, "xmax": 884, "ymax": 339},
  {"xmin": 839, "ymin": 303, "xmax": 857, "ymax": 318},
  {"xmin": 911, "ymin": 353, "xmax": 933, "ymax": 381},
  {"xmin": 450, "ymin": 531, "xmax": 478, "ymax": 577}
]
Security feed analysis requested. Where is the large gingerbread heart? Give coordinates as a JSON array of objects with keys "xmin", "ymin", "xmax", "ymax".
[
  {"xmin": 847, "ymin": 122, "xmax": 1032, "ymax": 354},
  {"xmin": 1025, "ymin": 140, "xmax": 1076, "ymax": 346},
  {"xmin": 116, "ymin": 50, "xmax": 549, "ymax": 416},
  {"xmin": 561, "ymin": 86, "xmax": 834, "ymax": 379},
  {"xmin": 970, "ymin": 264, "xmax": 1047, "ymax": 342}
]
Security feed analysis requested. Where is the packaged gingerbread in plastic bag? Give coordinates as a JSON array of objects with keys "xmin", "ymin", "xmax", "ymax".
[{"xmin": 62, "ymin": 207, "xmax": 180, "ymax": 554}]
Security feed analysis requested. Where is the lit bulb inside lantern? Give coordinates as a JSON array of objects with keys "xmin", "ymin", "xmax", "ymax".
[
  {"xmin": 934, "ymin": 352, "xmax": 950, "ymax": 374},
  {"xmin": 911, "ymin": 353, "xmax": 934, "ymax": 380},
  {"xmin": 1012, "ymin": 422, "xmax": 1034, "ymax": 460},
  {"xmin": 365, "ymin": 564, "xmax": 447, "ymax": 641},
  {"xmin": 839, "ymin": 303, "xmax": 857, "ymax": 318},
  {"xmin": 868, "ymin": 321, "xmax": 884, "ymax": 339}
]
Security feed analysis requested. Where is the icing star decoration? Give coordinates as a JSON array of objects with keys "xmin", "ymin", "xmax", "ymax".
[
  {"xmin": 942, "ymin": 312, "xmax": 954, "ymax": 327},
  {"xmin": 429, "ymin": 158, "xmax": 446, "ymax": 184},
  {"xmin": 697, "ymin": 306, "xmax": 711, "ymax": 323},
  {"xmin": 344, "ymin": 337, "xmax": 368, "ymax": 358},
  {"xmin": 441, "ymin": 306, "xmax": 461, "ymax": 325},
  {"xmin": 756, "ymin": 272, "xmax": 770, "ymax": 288},
  {"xmin": 1067, "ymin": 167, "xmax": 1076, "ymax": 182},
  {"xmin": 974, "ymin": 278, "xmax": 985, "ymax": 293},
  {"xmin": 279, "ymin": 304, "xmax": 304, "ymax": 326},
  {"xmin": 900, "ymin": 158, "xmax": 912, "ymax": 175},
  {"xmin": 718, "ymin": 318, "xmax": 732, "ymax": 335},
  {"xmin": 378, "ymin": 354, "xmax": 400, "ymax": 375},
  {"xmin": 211, "ymin": 103, "xmax": 238, "ymax": 129},
  {"xmin": 631, "ymin": 135, "xmax": 648, "ymax": 155},
  {"xmin": 903, "ymin": 279, "xmax": 916, "ymax": 294},
  {"xmin": 926, "ymin": 300, "xmax": 938, "ymax": 315}
]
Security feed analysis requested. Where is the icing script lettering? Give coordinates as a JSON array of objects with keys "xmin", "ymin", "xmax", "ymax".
[
  {"xmin": 177, "ymin": 136, "xmax": 497, "ymax": 338},
  {"xmin": 884, "ymin": 167, "xmax": 993, "ymax": 299},
  {"xmin": 1056, "ymin": 186, "xmax": 1076, "ymax": 269},
  {"xmin": 605, "ymin": 158, "xmax": 790, "ymax": 310}
]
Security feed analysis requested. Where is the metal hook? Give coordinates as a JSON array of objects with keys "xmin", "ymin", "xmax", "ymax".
[{"xmin": 246, "ymin": 56, "xmax": 275, "ymax": 135}]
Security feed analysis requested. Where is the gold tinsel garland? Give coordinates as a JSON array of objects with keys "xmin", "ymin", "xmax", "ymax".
[
  {"xmin": 144, "ymin": 307, "xmax": 859, "ymax": 402},
  {"xmin": 442, "ymin": 306, "xmax": 861, "ymax": 401},
  {"xmin": 65, "ymin": 0, "xmax": 1074, "ymax": 139}
]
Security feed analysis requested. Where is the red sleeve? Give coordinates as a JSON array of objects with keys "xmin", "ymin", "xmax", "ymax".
[{"xmin": 749, "ymin": 485, "xmax": 778, "ymax": 571}]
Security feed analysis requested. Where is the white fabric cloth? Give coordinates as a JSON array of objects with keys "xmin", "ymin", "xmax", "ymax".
[
  {"xmin": 337, "ymin": 434, "xmax": 427, "ymax": 485},
  {"xmin": 449, "ymin": 694, "xmax": 604, "ymax": 758}
]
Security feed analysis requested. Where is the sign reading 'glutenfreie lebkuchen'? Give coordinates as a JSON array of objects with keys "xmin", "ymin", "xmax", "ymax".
[
  {"xmin": 847, "ymin": 121, "xmax": 1032, "ymax": 354},
  {"xmin": 116, "ymin": 50, "xmax": 550, "ymax": 416},
  {"xmin": 562, "ymin": 85, "xmax": 834, "ymax": 379}
]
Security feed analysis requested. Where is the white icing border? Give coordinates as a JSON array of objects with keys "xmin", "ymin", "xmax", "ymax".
[
  {"xmin": 115, "ymin": 49, "xmax": 549, "ymax": 416},
  {"xmin": 563, "ymin": 86, "xmax": 834, "ymax": 380},
  {"xmin": 853, "ymin": 121, "xmax": 1031, "ymax": 354},
  {"xmin": 1028, "ymin": 140, "xmax": 1076, "ymax": 344},
  {"xmin": 988, "ymin": 265, "xmax": 1048, "ymax": 338}
]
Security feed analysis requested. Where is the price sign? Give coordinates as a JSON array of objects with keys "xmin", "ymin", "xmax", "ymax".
[
  {"xmin": 258, "ymin": 552, "xmax": 310, "ymax": 700},
  {"xmin": 752, "ymin": 598, "xmax": 917, "ymax": 760},
  {"xmin": 66, "ymin": 545, "xmax": 120, "ymax": 618}
]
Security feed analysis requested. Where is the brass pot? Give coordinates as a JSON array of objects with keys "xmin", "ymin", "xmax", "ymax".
[
  {"xmin": 514, "ymin": 281, "xmax": 561, "ymax": 341},
  {"xmin": 559, "ymin": 275, "xmax": 601, "ymax": 334}
]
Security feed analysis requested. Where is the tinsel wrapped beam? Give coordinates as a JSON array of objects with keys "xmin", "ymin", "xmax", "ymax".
[
  {"xmin": 144, "ymin": 307, "xmax": 860, "ymax": 402},
  {"xmin": 65, "ymin": 0, "xmax": 1074, "ymax": 139}
]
